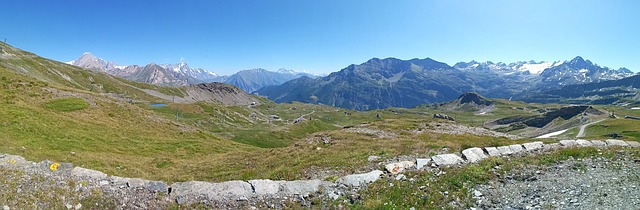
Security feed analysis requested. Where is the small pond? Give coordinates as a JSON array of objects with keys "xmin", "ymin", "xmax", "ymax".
[{"xmin": 150, "ymin": 103, "xmax": 167, "ymax": 107}]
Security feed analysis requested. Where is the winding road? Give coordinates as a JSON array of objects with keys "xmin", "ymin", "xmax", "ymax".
[{"xmin": 576, "ymin": 119, "xmax": 606, "ymax": 138}]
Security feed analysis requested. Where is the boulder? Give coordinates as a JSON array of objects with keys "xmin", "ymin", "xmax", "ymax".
[
  {"xmin": 605, "ymin": 139, "xmax": 630, "ymax": 147},
  {"xmin": 248, "ymin": 179, "xmax": 281, "ymax": 196},
  {"xmin": 522, "ymin": 142, "xmax": 544, "ymax": 151},
  {"xmin": 385, "ymin": 161, "xmax": 415, "ymax": 174},
  {"xmin": 110, "ymin": 176, "xmax": 130, "ymax": 187},
  {"xmin": 461, "ymin": 148, "xmax": 488, "ymax": 163},
  {"xmin": 626, "ymin": 141, "xmax": 640, "ymax": 148},
  {"xmin": 280, "ymin": 180, "xmax": 323, "ymax": 197},
  {"xmin": 575, "ymin": 139, "xmax": 593, "ymax": 147},
  {"xmin": 416, "ymin": 158, "xmax": 431, "ymax": 169},
  {"xmin": 171, "ymin": 180, "xmax": 253, "ymax": 201},
  {"xmin": 431, "ymin": 154, "xmax": 464, "ymax": 166},
  {"xmin": 127, "ymin": 178, "xmax": 148, "ymax": 188},
  {"xmin": 590, "ymin": 140, "xmax": 607, "ymax": 147},
  {"xmin": 484, "ymin": 147, "xmax": 501, "ymax": 157},
  {"xmin": 496, "ymin": 146, "xmax": 513, "ymax": 155},
  {"xmin": 367, "ymin": 156, "xmax": 380, "ymax": 162},
  {"xmin": 0, "ymin": 154, "xmax": 31, "ymax": 169},
  {"xmin": 336, "ymin": 170, "xmax": 383, "ymax": 188},
  {"xmin": 71, "ymin": 167, "xmax": 107, "ymax": 180},
  {"xmin": 559, "ymin": 140, "xmax": 578, "ymax": 147},
  {"xmin": 146, "ymin": 181, "xmax": 169, "ymax": 193},
  {"xmin": 543, "ymin": 143, "xmax": 560, "ymax": 151},
  {"xmin": 509, "ymin": 145, "xmax": 524, "ymax": 154}
]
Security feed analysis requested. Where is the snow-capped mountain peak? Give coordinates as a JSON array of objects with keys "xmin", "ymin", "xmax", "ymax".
[
  {"xmin": 512, "ymin": 60, "xmax": 564, "ymax": 74},
  {"xmin": 67, "ymin": 53, "xmax": 226, "ymax": 85}
]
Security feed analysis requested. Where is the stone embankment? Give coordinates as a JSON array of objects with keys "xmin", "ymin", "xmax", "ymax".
[{"xmin": 1, "ymin": 139, "xmax": 639, "ymax": 208}]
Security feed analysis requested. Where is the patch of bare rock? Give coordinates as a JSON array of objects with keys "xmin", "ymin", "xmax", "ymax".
[{"xmin": 417, "ymin": 122, "xmax": 521, "ymax": 139}]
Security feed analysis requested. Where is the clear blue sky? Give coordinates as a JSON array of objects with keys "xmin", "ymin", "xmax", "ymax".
[{"xmin": 2, "ymin": 0, "xmax": 639, "ymax": 75}]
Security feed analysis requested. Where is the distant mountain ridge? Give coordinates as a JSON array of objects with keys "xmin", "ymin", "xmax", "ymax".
[
  {"xmin": 521, "ymin": 74, "xmax": 640, "ymax": 105},
  {"xmin": 257, "ymin": 56, "xmax": 635, "ymax": 110},
  {"xmin": 67, "ymin": 53, "xmax": 226, "ymax": 86},
  {"xmin": 67, "ymin": 53, "xmax": 318, "ymax": 90},
  {"xmin": 223, "ymin": 68, "xmax": 321, "ymax": 93}
]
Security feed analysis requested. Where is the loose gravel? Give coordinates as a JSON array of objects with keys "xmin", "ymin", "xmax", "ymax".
[{"xmin": 473, "ymin": 151, "xmax": 640, "ymax": 209}]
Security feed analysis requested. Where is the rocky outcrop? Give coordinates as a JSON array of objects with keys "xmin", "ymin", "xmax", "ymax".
[
  {"xmin": 336, "ymin": 170, "xmax": 384, "ymax": 188},
  {"xmin": 462, "ymin": 148, "xmax": 488, "ymax": 163},
  {"xmin": 385, "ymin": 161, "xmax": 415, "ymax": 174}
]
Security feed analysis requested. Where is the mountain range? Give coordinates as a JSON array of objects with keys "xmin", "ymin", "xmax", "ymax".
[
  {"xmin": 256, "ymin": 56, "xmax": 635, "ymax": 110},
  {"xmin": 223, "ymin": 68, "xmax": 318, "ymax": 93},
  {"xmin": 67, "ymin": 53, "xmax": 318, "ymax": 91}
]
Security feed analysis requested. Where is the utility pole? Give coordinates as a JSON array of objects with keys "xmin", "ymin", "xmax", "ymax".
[{"xmin": 176, "ymin": 108, "xmax": 180, "ymax": 121}]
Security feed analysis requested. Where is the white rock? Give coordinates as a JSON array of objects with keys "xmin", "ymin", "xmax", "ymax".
[
  {"xmin": 522, "ymin": 142, "xmax": 544, "ymax": 151},
  {"xmin": 497, "ymin": 146, "xmax": 513, "ymax": 155},
  {"xmin": 590, "ymin": 140, "xmax": 607, "ymax": 147},
  {"xmin": 544, "ymin": 143, "xmax": 560, "ymax": 151},
  {"xmin": 71, "ymin": 167, "xmax": 107, "ymax": 179},
  {"xmin": 385, "ymin": 161, "xmax": 415, "ymax": 174},
  {"xmin": 473, "ymin": 190, "xmax": 483, "ymax": 197},
  {"xmin": 625, "ymin": 141, "xmax": 640, "ymax": 148},
  {"xmin": 110, "ymin": 176, "xmax": 130, "ymax": 186},
  {"xmin": 575, "ymin": 139, "xmax": 593, "ymax": 147},
  {"xmin": 3, "ymin": 205, "xmax": 9, "ymax": 210},
  {"xmin": 462, "ymin": 148, "xmax": 488, "ymax": 163},
  {"xmin": 559, "ymin": 140, "xmax": 578, "ymax": 147},
  {"xmin": 395, "ymin": 174, "xmax": 407, "ymax": 181},
  {"xmin": 280, "ymin": 180, "xmax": 324, "ymax": 197},
  {"xmin": 605, "ymin": 139, "xmax": 630, "ymax": 147},
  {"xmin": 98, "ymin": 180, "xmax": 109, "ymax": 186},
  {"xmin": 509, "ymin": 145, "xmax": 524, "ymax": 154},
  {"xmin": 248, "ymin": 179, "xmax": 281, "ymax": 196},
  {"xmin": 127, "ymin": 178, "xmax": 148, "ymax": 188},
  {"xmin": 416, "ymin": 158, "xmax": 431, "ymax": 169},
  {"xmin": 484, "ymin": 147, "xmax": 501, "ymax": 156},
  {"xmin": 336, "ymin": 170, "xmax": 383, "ymax": 188},
  {"xmin": 431, "ymin": 154, "xmax": 464, "ymax": 166},
  {"xmin": 171, "ymin": 180, "xmax": 253, "ymax": 201},
  {"xmin": 367, "ymin": 156, "xmax": 380, "ymax": 162},
  {"xmin": 74, "ymin": 203, "xmax": 82, "ymax": 210}
]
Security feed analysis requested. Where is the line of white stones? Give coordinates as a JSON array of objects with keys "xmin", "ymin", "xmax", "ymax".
[{"xmin": 0, "ymin": 139, "xmax": 638, "ymax": 205}]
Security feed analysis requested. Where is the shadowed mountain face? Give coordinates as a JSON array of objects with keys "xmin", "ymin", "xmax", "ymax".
[
  {"xmin": 257, "ymin": 57, "xmax": 634, "ymax": 110},
  {"xmin": 257, "ymin": 57, "xmax": 473, "ymax": 110},
  {"xmin": 521, "ymin": 74, "xmax": 640, "ymax": 105}
]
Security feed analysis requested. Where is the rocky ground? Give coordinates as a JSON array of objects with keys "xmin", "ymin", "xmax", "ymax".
[
  {"xmin": 417, "ymin": 122, "xmax": 521, "ymax": 139},
  {"xmin": 473, "ymin": 151, "xmax": 640, "ymax": 209}
]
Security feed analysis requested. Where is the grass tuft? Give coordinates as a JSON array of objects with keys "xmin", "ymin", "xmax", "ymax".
[{"xmin": 44, "ymin": 98, "xmax": 89, "ymax": 112}]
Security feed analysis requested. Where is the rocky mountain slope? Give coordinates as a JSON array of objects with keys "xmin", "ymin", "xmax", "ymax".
[
  {"xmin": 223, "ymin": 68, "xmax": 314, "ymax": 93},
  {"xmin": 522, "ymin": 74, "xmax": 640, "ymax": 105},
  {"xmin": 257, "ymin": 56, "xmax": 634, "ymax": 110},
  {"xmin": 67, "ymin": 53, "xmax": 225, "ymax": 86}
]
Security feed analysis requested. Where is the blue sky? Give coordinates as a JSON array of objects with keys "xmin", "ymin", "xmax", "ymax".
[{"xmin": 2, "ymin": 0, "xmax": 639, "ymax": 75}]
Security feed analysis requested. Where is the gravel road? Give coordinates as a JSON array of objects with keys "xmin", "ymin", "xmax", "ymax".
[{"xmin": 473, "ymin": 151, "xmax": 640, "ymax": 209}]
